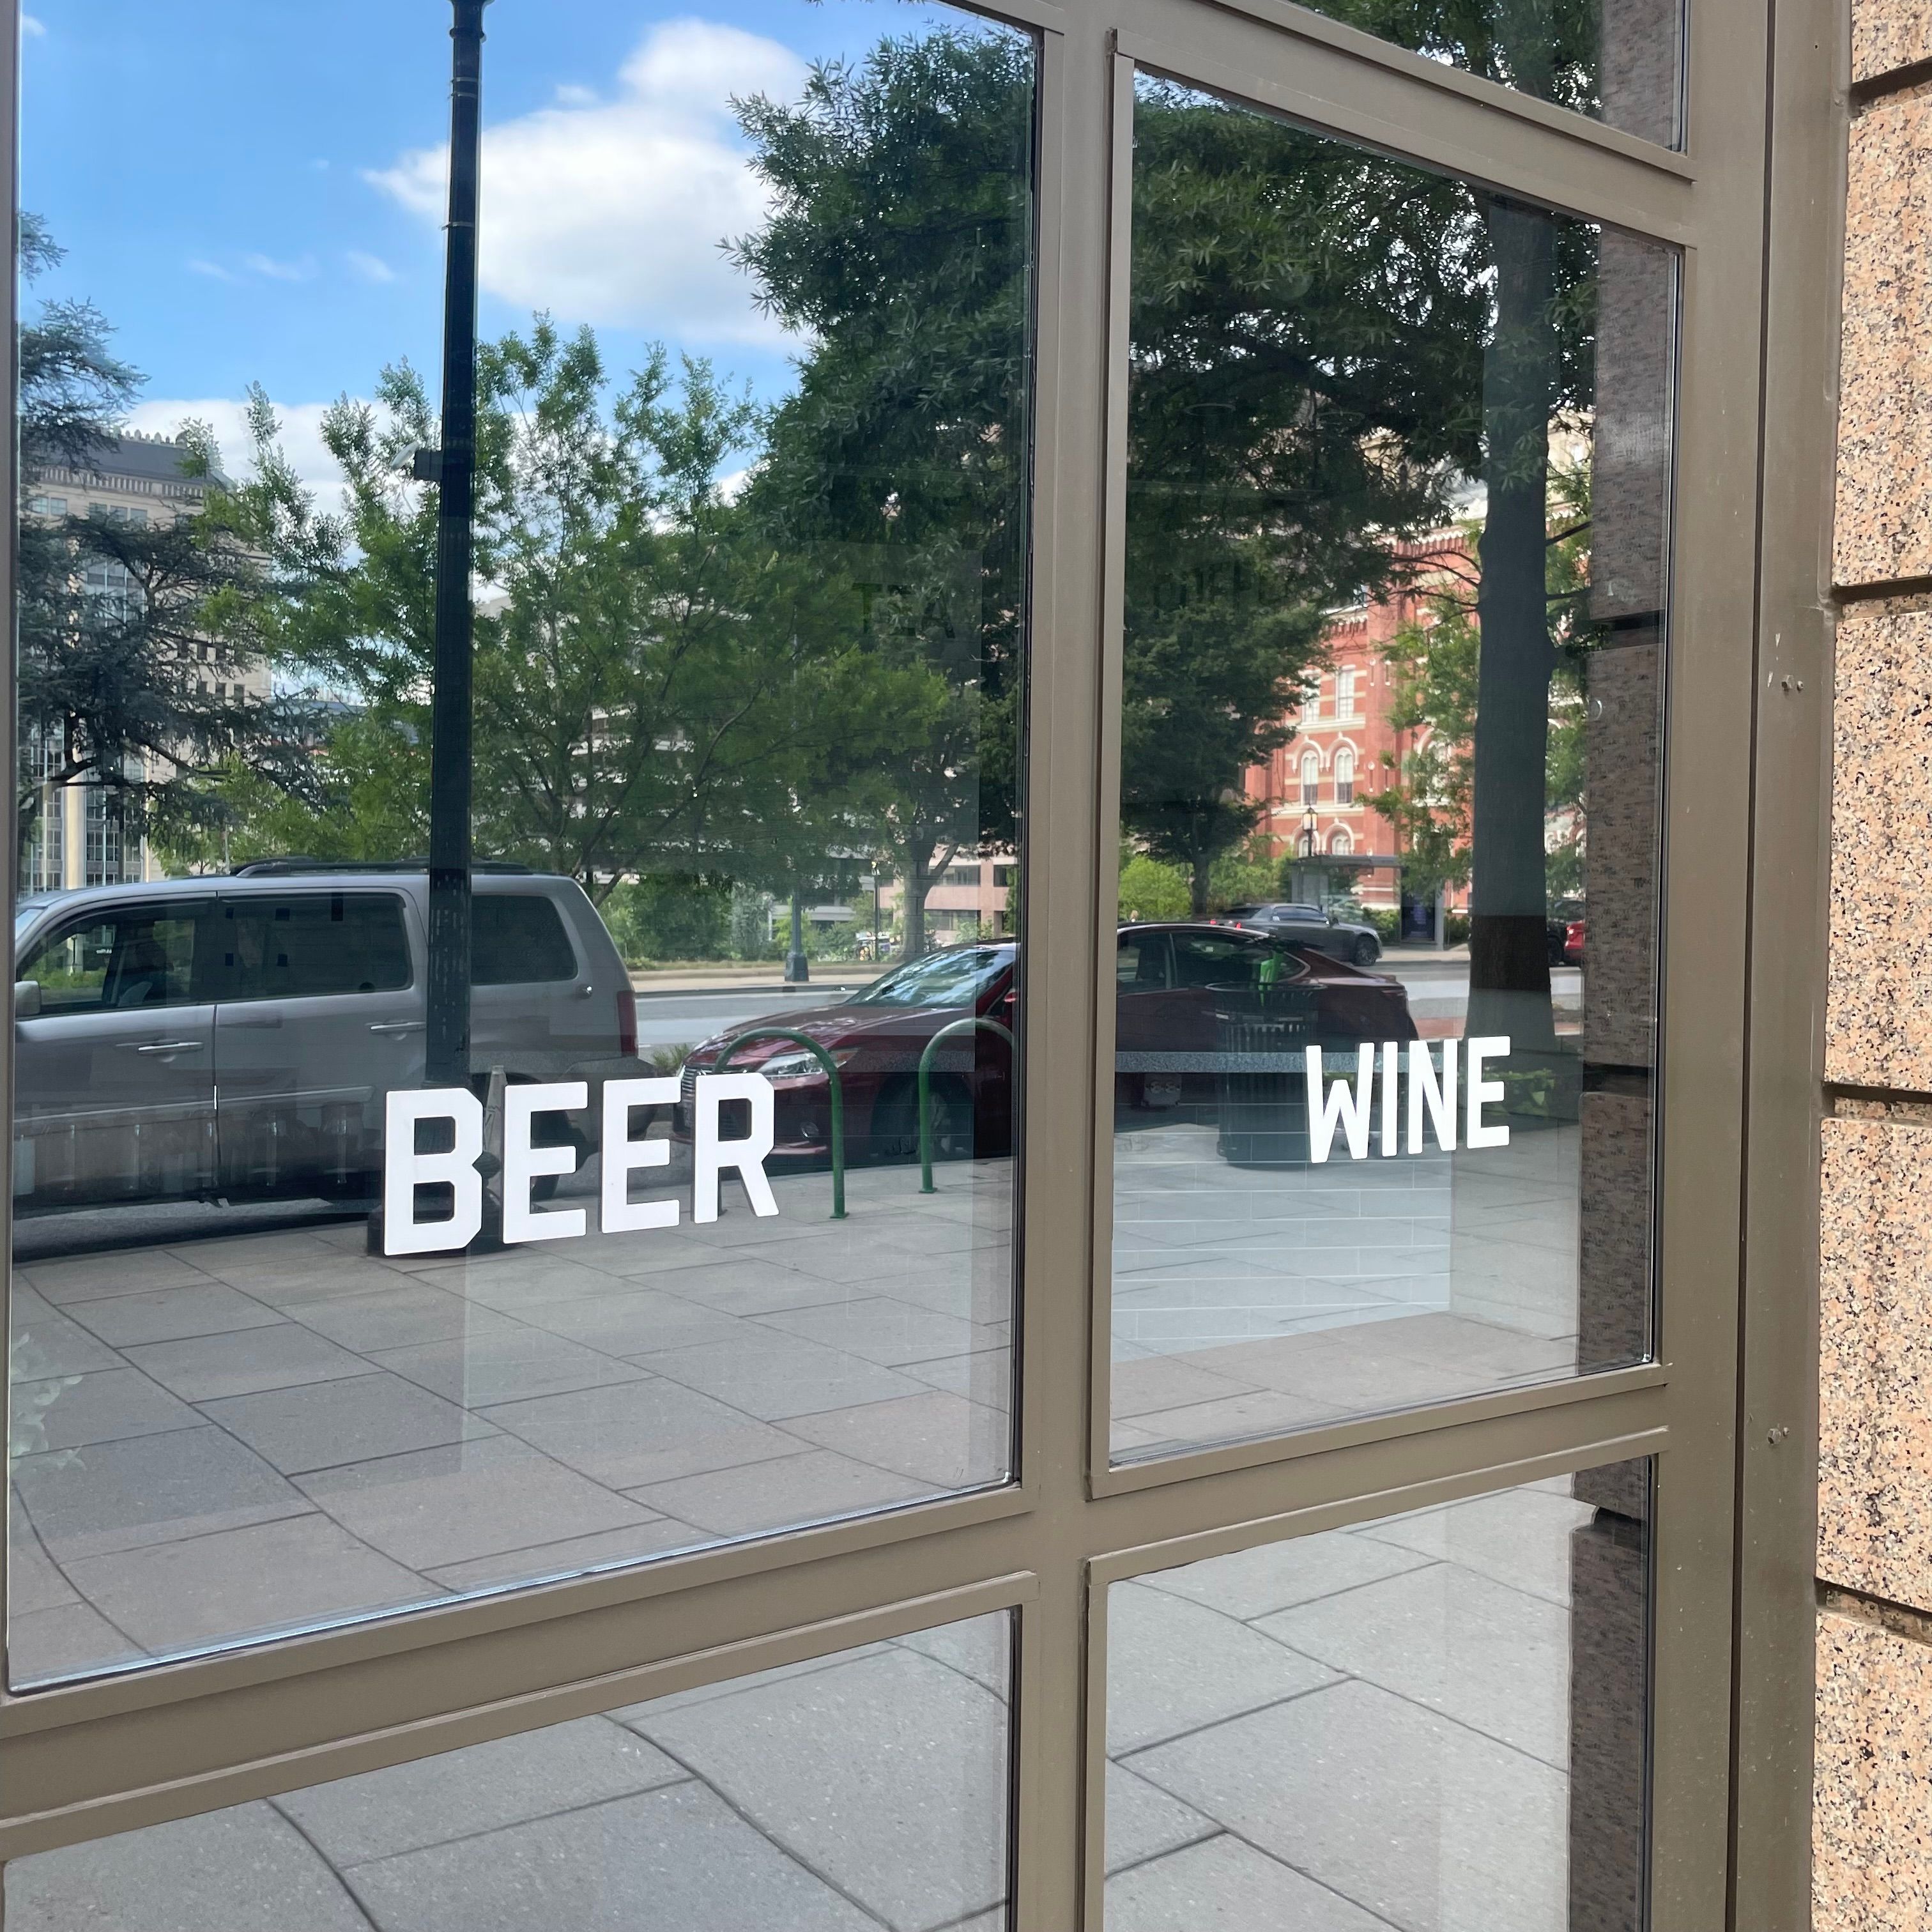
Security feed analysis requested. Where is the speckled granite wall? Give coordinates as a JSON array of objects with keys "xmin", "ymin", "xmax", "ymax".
[
  {"xmin": 1815, "ymin": 1613, "xmax": 1932, "ymax": 1929},
  {"xmin": 1818, "ymin": 15, "xmax": 1932, "ymax": 1923}
]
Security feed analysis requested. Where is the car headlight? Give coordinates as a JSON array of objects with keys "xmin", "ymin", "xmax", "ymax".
[{"xmin": 753, "ymin": 1046, "xmax": 857, "ymax": 1080}]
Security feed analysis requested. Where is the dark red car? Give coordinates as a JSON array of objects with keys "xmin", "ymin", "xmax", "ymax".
[{"xmin": 675, "ymin": 924, "xmax": 1415, "ymax": 1165}]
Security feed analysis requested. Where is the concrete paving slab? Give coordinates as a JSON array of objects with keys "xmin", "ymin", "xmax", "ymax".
[
  {"xmin": 1136, "ymin": 1528, "xmax": 1436, "ymax": 1621},
  {"xmin": 369, "ymin": 1328, "xmax": 650, "ymax": 1407},
  {"xmin": 638, "ymin": 1331, "xmax": 927, "ymax": 1420},
  {"xmin": 279, "ymin": 1284, "xmax": 518, "ymax": 1353},
  {"xmin": 280, "ymin": 1715, "xmax": 688, "ymax": 1866},
  {"xmin": 12, "ymin": 1367, "xmax": 197, "ymax": 1452},
  {"xmin": 122, "ymin": 1323, "xmax": 372, "ymax": 1402},
  {"xmin": 1105, "ymin": 1832, "xmax": 1388, "ymax": 1929},
  {"xmin": 341, "ymin": 1781, "xmax": 882, "ymax": 1932},
  {"xmin": 627, "ymin": 1448, "xmax": 931, "ymax": 1536},
  {"xmin": 1353, "ymin": 1485, "xmax": 1590, "ymax": 1606},
  {"xmin": 756, "ymin": 1297, "xmax": 1000, "ymax": 1368},
  {"xmin": 785, "ymin": 1390, "xmax": 1011, "ymax": 1489},
  {"xmin": 1106, "ymin": 1581, "xmax": 1338, "ymax": 1754},
  {"xmin": 1103, "ymin": 1764, "xmax": 1216, "ymax": 1876},
  {"xmin": 199, "ymin": 1373, "xmax": 497, "ymax": 1476},
  {"xmin": 424, "ymin": 1519, "xmax": 705, "ymax": 1594},
  {"xmin": 60, "ymin": 1281, "xmax": 284, "ymax": 1347}
]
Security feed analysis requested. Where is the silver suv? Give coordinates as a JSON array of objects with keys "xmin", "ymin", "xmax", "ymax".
[{"xmin": 12, "ymin": 864, "xmax": 637, "ymax": 1213}]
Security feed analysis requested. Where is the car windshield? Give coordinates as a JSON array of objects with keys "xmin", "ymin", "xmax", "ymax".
[{"xmin": 850, "ymin": 945, "xmax": 1012, "ymax": 1008}]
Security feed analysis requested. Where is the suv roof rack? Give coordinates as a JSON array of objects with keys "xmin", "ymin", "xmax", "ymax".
[{"xmin": 229, "ymin": 857, "xmax": 535, "ymax": 877}]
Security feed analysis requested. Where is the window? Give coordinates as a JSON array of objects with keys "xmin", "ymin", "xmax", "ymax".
[
  {"xmin": 19, "ymin": 904, "xmax": 205, "ymax": 1013},
  {"xmin": 224, "ymin": 893, "xmax": 413, "ymax": 1000},
  {"xmin": 27, "ymin": 493, "xmax": 65, "ymax": 516},
  {"xmin": 471, "ymin": 894, "xmax": 578, "ymax": 985},
  {"xmin": 1328, "ymin": 826, "xmax": 1353, "ymax": 855},
  {"xmin": 942, "ymin": 861, "xmax": 983, "ymax": 887},
  {"xmin": 1334, "ymin": 746, "xmax": 1356, "ymax": 804},
  {"xmin": 1335, "ymin": 666, "xmax": 1358, "ymax": 719},
  {"xmin": 992, "ymin": 863, "xmax": 1016, "ymax": 888},
  {"xmin": 1300, "ymin": 749, "xmax": 1321, "ymax": 806},
  {"xmin": 1117, "ymin": 931, "xmax": 1174, "ymax": 989}
]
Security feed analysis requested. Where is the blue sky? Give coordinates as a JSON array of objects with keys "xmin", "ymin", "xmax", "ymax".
[{"xmin": 20, "ymin": 0, "xmax": 983, "ymax": 487}]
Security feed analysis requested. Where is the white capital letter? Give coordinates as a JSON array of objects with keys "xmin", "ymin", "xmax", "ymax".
[
  {"xmin": 1465, "ymin": 1037, "xmax": 1512, "ymax": 1149},
  {"xmin": 503, "ymin": 1082, "xmax": 588, "ymax": 1244},
  {"xmin": 1379, "ymin": 1042, "xmax": 1400, "ymax": 1156},
  {"xmin": 1407, "ymin": 1039, "xmax": 1457, "ymax": 1153},
  {"xmin": 693, "ymin": 1071, "xmax": 779, "ymax": 1222},
  {"xmin": 384, "ymin": 1087, "xmax": 484, "ymax": 1256},
  {"xmin": 1306, "ymin": 1044, "xmax": 1374, "ymax": 1163},
  {"xmin": 602, "ymin": 1076, "xmax": 680, "ymax": 1234}
]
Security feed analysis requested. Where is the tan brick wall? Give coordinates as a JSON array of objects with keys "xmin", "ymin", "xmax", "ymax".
[{"xmin": 1819, "ymin": 12, "xmax": 1932, "ymax": 1922}]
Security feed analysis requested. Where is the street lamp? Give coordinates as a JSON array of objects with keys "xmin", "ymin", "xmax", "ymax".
[{"xmin": 424, "ymin": 0, "xmax": 489, "ymax": 1087}]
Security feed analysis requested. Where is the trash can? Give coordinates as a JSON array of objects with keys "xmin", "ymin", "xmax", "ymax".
[{"xmin": 1211, "ymin": 982, "xmax": 1317, "ymax": 1168}]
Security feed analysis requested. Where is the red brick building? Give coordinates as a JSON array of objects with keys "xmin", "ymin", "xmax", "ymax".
[{"xmin": 1244, "ymin": 530, "xmax": 1471, "ymax": 914}]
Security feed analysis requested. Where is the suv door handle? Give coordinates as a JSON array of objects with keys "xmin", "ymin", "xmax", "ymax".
[
  {"xmin": 127, "ymin": 1040, "xmax": 204, "ymax": 1054},
  {"xmin": 369, "ymin": 1021, "xmax": 425, "ymax": 1035}
]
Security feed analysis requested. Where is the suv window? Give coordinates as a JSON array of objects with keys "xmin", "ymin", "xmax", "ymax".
[
  {"xmin": 1172, "ymin": 933, "xmax": 1261, "ymax": 987},
  {"xmin": 472, "ymin": 895, "xmax": 578, "ymax": 985},
  {"xmin": 19, "ymin": 903, "xmax": 206, "ymax": 1013},
  {"xmin": 1117, "ymin": 932, "xmax": 1173, "ymax": 990},
  {"xmin": 226, "ymin": 894, "xmax": 412, "ymax": 1000}
]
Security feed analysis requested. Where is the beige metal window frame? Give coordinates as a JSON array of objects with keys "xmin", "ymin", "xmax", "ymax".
[{"xmin": 0, "ymin": 0, "xmax": 1838, "ymax": 1920}]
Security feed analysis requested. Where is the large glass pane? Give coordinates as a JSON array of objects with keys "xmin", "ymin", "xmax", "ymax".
[
  {"xmin": 1104, "ymin": 1462, "xmax": 1650, "ymax": 1930},
  {"xmin": 11, "ymin": 3, "xmax": 1032, "ymax": 1684},
  {"xmin": 6, "ymin": 1609, "xmax": 1015, "ymax": 1930},
  {"xmin": 1109, "ymin": 79, "xmax": 1672, "ymax": 1464},
  {"xmin": 1289, "ymin": 0, "xmax": 1682, "ymax": 147}
]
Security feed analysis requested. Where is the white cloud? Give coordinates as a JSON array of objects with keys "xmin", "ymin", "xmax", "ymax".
[
  {"xmin": 188, "ymin": 258, "xmax": 240, "ymax": 284},
  {"xmin": 365, "ymin": 18, "xmax": 806, "ymax": 346},
  {"xmin": 127, "ymin": 398, "xmax": 349, "ymax": 500},
  {"xmin": 20, "ymin": 15, "xmax": 45, "ymax": 37},
  {"xmin": 346, "ymin": 250, "xmax": 397, "ymax": 284},
  {"xmin": 243, "ymin": 252, "xmax": 316, "ymax": 283}
]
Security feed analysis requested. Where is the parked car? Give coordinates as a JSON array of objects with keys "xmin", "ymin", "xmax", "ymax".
[
  {"xmin": 1211, "ymin": 901, "xmax": 1383, "ymax": 967},
  {"xmin": 672, "ymin": 923, "xmax": 1416, "ymax": 1165},
  {"xmin": 1546, "ymin": 897, "xmax": 1586, "ymax": 967},
  {"xmin": 11, "ymin": 862, "xmax": 637, "ymax": 1213}
]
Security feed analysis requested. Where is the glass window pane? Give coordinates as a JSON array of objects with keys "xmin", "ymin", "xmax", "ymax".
[
  {"xmin": 1104, "ymin": 1462, "xmax": 1650, "ymax": 1929},
  {"xmin": 1289, "ymin": 0, "xmax": 1682, "ymax": 147},
  {"xmin": 12, "ymin": 1, "xmax": 1032, "ymax": 1685},
  {"xmin": 1110, "ymin": 79, "xmax": 1671, "ymax": 1464},
  {"xmin": 4, "ymin": 1610, "xmax": 1014, "ymax": 1931}
]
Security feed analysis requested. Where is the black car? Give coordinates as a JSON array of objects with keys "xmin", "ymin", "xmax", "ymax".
[{"xmin": 1213, "ymin": 901, "xmax": 1383, "ymax": 967}]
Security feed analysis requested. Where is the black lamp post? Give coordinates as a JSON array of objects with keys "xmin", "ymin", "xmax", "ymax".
[{"xmin": 424, "ymin": 0, "xmax": 489, "ymax": 1087}]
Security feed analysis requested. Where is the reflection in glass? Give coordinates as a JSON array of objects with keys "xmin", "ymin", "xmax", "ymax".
[
  {"xmin": 10, "ymin": 4, "xmax": 1032, "ymax": 1685},
  {"xmin": 1109, "ymin": 80, "xmax": 1672, "ymax": 1464},
  {"xmin": 1104, "ymin": 1463, "xmax": 1650, "ymax": 1931},
  {"xmin": 1289, "ymin": 0, "xmax": 1682, "ymax": 147},
  {"xmin": 5, "ymin": 1611, "xmax": 1015, "ymax": 1931}
]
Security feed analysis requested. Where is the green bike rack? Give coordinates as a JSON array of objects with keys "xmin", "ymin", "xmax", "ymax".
[
  {"xmin": 917, "ymin": 1016, "xmax": 1015, "ymax": 1194},
  {"xmin": 712, "ymin": 1027, "xmax": 847, "ymax": 1219}
]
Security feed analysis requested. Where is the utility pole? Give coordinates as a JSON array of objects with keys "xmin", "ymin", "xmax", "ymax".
[{"xmin": 424, "ymin": 0, "xmax": 489, "ymax": 1086}]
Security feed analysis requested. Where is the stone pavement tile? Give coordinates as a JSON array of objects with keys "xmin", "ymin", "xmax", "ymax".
[
  {"xmin": 1127, "ymin": 1677, "xmax": 1566, "ymax": 1932},
  {"xmin": 9, "ymin": 1514, "xmax": 78, "ymax": 1613},
  {"xmin": 61, "ymin": 1281, "xmax": 283, "ymax": 1348},
  {"xmin": 564, "ymin": 1227, "xmax": 788, "ymax": 1280},
  {"xmin": 899, "ymin": 1350, "xmax": 1013, "ymax": 1411},
  {"xmin": 1103, "ymin": 1764, "xmax": 1216, "ymax": 1876},
  {"xmin": 786, "ymin": 1391, "xmax": 1010, "ymax": 1489},
  {"xmin": 862, "ymin": 1257, "xmax": 1014, "ymax": 1324},
  {"xmin": 1105, "ymin": 1581, "xmax": 1338, "ymax": 1754},
  {"xmin": 281, "ymin": 1714, "xmax": 688, "ymax": 1866},
  {"xmin": 756, "ymin": 1297, "xmax": 1001, "ymax": 1368},
  {"xmin": 200, "ymin": 1373, "xmax": 497, "ymax": 1476},
  {"xmin": 6, "ymin": 1800, "xmax": 373, "ymax": 1931},
  {"xmin": 8, "ymin": 1600, "xmax": 145, "ymax": 1683},
  {"xmin": 609, "ymin": 1648, "xmax": 895, "ymax": 1722},
  {"xmin": 1181, "ymin": 1331, "xmax": 1490, "ymax": 1411},
  {"xmin": 1138, "ymin": 1529, "xmax": 1434, "ymax": 1623},
  {"xmin": 1374, "ymin": 1311, "xmax": 1577, "ymax": 1383},
  {"xmin": 1110, "ymin": 1355, "xmax": 1261, "ymax": 1420},
  {"xmin": 1117, "ymin": 1388, "xmax": 1346, "ymax": 1455},
  {"xmin": 516, "ymin": 1288, "xmax": 747, "ymax": 1357},
  {"xmin": 480, "ymin": 1377, "xmax": 797, "ymax": 1490},
  {"xmin": 1353, "ymin": 1485, "xmax": 1590, "ymax": 1606},
  {"xmin": 65, "ymin": 1512, "xmax": 433, "ymax": 1655},
  {"xmin": 1103, "ymin": 1833, "xmax": 1386, "ymax": 1930},
  {"xmin": 27, "ymin": 1248, "xmax": 211, "ymax": 1305},
  {"xmin": 628, "ymin": 1448, "xmax": 931, "ymax": 1537},
  {"xmin": 280, "ymin": 1283, "xmax": 518, "ymax": 1353},
  {"xmin": 634, "ymin": 1645, "xmax": 1009, "ymax": 1932},
  {"xmin": 639, "ymin": 1331, "xmax": 927, "ymax": 1420},
  {"xmin": 370, "ymin": 1327, "xmax": 650, "ymax": 1406},
  {"xmin": 10, "ymin": 1290, "xmax": 121, "ymax": 1377},
  {"xmin": 296, "ymin": 1434, "xmax": 659, "ymax": 1571},
  {"xmin": 622, "ymin": 1256, "xmax": 856, "ymax": 1319},
  {"xmin": 122, "ymin": 1323, "xmax": 372, "ymax": 1402},
  {"xmin": 432, "ymin": 1253, "xmax": 670, "ymax": 1317},
  {"xmin": 895, "ymin": 1614, "xmax": 1012, "ymax": 1698},
  {"xmin": 424, "ymin": 1518, "xmax": 705, "ymax": 1593},
  {"xmin": 1256, "ymin": 1560, "xmax": 1574, "ymax": 1767},
  {"xmin": 342, "ymin": 1782, "xmax": 880, "ymax": 1932},
  {"xmin": 13, "ymin": 1368, "xmax": 199, "ymax": 1454},
  {"xmin": 13, "ymin": 1425, "xmax": 312, "ymax": 1563}
]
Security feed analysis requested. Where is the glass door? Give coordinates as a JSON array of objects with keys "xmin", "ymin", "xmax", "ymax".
[{"xmin": 0, "ymin": 0, "xmax": 1777, "ymax": 1922}]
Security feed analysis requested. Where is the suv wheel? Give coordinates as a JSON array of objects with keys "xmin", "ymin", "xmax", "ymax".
[{"xmin": 1352, "ymin": 934, "xmax": 1379, "ymax": 967}]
